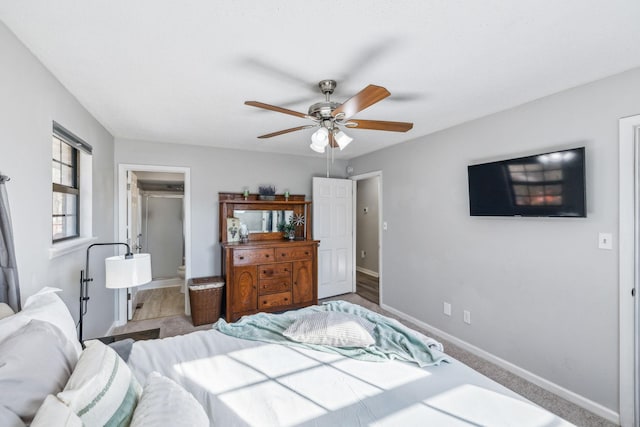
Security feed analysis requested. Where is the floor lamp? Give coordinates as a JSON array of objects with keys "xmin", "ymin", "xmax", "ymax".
[{"xmin": 79, "ymin": 242, "xmax": 151, "ymax": 342}]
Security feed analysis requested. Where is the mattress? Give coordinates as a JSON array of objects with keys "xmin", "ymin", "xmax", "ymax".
[{"xmin": 127, "ymin": 327, "xmax": 574, "ymax": 426}]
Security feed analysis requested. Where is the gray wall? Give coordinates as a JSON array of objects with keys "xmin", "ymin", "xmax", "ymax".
[
  {"xmin": 114, "ymin": 139, "xmax": 348, "ymax": 277},
  {"xmin": 0, "ymin": 22, "xmax": 116, "ymax": 338},
  {"xmin": 142, "ymin": 196, "xmax": 183, "ymax": 279},
  {"xmin": 356, "ymin": 177, "xmax": 379, "ymax": 273},
  {"xmin": 349, "ymin": 67, "xmax": 640, "ymax": 411}
]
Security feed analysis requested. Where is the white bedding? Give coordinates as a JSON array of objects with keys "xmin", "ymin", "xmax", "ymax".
[{"xmin": 127, "ymin": 328, "xmax": 574, "ymax": 427}]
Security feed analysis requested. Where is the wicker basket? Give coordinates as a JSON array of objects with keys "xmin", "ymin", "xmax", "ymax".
[{"xmin": 188, "ymin": 276, "xmax": 224, "ymax": 326}]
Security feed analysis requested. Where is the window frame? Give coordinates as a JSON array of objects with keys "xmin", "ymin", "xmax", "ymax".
[{"xmin": 51, "ymin": 122, "xmax": 91, "ymax": 243}]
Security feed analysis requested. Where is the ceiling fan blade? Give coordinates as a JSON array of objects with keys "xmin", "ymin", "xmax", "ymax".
[
  {"xmin": 331, "ymin": 85, "xmax": 390, "ymax": 119},
  {"xmin": 245, "ymin": 101, "xmax": 309, "ymax": 119},
  {"xmin": 328, "ymin": 130, "xmax": 338, "ymax": 148},
  {"xmin": 345, "ymin": 119, "xmax": 413, "ymax": 132},
  {"xmin": 257, "ymin": 125, "xmax": 316, "ymax": 139}
]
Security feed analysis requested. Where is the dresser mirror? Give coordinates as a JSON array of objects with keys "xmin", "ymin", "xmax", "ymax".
[
  {"xmin": 234, "ymin": 210, "xmax": 294, "ymax": 233},
  {"xmin": 219, "ymin": 192, "xmax": 312, "ymax": 242}
]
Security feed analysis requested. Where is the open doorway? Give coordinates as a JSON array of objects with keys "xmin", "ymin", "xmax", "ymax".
[
  {"xmin": 352, "ymin": 172, "xmax": 382, "ymax": 305},
  {"xmin": 116, "ymin": 164, "xmax": 191, "ymax": 327},
  {"xmin": 131, "ymin": 172, "xmax": 185, "ymax": 321}
]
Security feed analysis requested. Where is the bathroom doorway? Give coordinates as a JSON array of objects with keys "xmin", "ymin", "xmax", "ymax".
[
  {"xmin": 132, "ymin": 173, "xmax": 185, "ymax": 321},
  {"xmin": 117, "ymin": 164, "xmax": 191, "ymax": 326}
]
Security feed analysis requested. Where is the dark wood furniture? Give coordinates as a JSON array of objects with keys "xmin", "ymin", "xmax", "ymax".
[
  {"xmin": 220, "ymin": 192, "xmax": 319, "ymax": 322},
  {"xmin": 95, "ymin": 328, "xmax": 160, "ymax": 344}
]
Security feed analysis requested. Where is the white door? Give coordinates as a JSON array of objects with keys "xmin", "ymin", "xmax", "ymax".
[{"xmin": 313, "ymin": 177, "xmax": 354, "ymax": 298}]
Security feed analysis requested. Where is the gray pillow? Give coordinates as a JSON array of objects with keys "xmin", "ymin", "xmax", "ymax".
[
  {"xmin": 108, "ymin": 338, "xmax": 134, "ymax": 362},
  {"xmin": 0, "ymin": 320, "xmax": 78, "ymax": 424},
  {"xmin": 0, "ymin": 405, "xmax": 26, "ymax": 427}
]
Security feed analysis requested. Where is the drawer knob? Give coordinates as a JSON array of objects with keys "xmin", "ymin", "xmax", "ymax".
[
  {"xmin": 265, "ymin": 254, "xmax": 270, "ymax": 258},
  {"xmin": 281, "ymin": 253, "xmax": 286, "ymax": 257},
  {"xmin": 239, "ymin": 256, "xmax": 244, "ymax": 260},
  {"xmin": 284, "ymin": 298, "xmax": 288, "ymax": 302},
  {"xmin": 305, "ymin": 251, "xmax": 309, "ymax": 255}
]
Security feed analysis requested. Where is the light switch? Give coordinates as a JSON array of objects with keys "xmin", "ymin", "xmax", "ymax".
[
  {"xmin": 383, "ymin": 222, "xmax": 387, "ymax": 231},
  {"xmin": 598, "ymin": 232, "xmax": 613, "ymax": 250}
]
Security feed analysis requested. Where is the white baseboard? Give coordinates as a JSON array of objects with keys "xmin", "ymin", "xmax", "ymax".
[
  {"xmin": 138, "ymin": 277, "xmax": 184, "ymax": 290},
  {"xmin": 356, "ymin": 266, "xmax": 379, "ymax": 278},
  {"xmin": 105, "ymin": 320, "xmax": 124, "ymax": 337},
  {"xmin": 380, "ymin": 302, "xmax": 620, "ymax": 425}
]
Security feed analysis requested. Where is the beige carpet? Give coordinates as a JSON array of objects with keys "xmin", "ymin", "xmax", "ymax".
[{"xmin": 113, "ymin": 292, "xmax": 614, "ymax": 427}]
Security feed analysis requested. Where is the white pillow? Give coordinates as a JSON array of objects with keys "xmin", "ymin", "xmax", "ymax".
[
  {"xmin": 30, "ymin": 395, "xmax": 82, "ymax": 427},
  {"xmin": 57, "ymin": 340, "xmax": 142, "ymax": 427},
  {"xmin": 283, "ymin": 311, "xmax": 376, "ymax": 347},
  {"xmin": 0, "ymin": 303, "xmax": 14, "ymax": 320},
  {"xmin": 0, "ymin": 320, "xmax": 78, "ymax": 424},
  {"xmin": 0, "ymin": 287, "xmax": 82, "ymax": 356},
  {"xmin": 130, "ymin": 372, "xmax": 209, "ymax": 427}
]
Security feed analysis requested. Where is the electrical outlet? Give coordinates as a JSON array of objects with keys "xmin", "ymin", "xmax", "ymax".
[
  {"xmin": 361, "ymin": 250, "xmax": 366, "ymax": 259},
  {"xmin": 443, "ymin": 302, "xmax": 451, "ymax": 316},
  {"xmin": 383, "ymin": 222, "xmax": 388, "ymax": 231},
  {"xmin": 464, "ymin": 310, "xmax": 471, "ymax": 324}
]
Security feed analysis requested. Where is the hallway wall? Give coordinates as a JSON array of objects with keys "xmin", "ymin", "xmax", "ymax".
[{"xmin": 142, "ymin": 196, "xmax": 183, "ymax": 279}]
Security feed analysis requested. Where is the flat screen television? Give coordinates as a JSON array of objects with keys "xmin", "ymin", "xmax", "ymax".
[{"xmin": 468, "ymin": 147, "xmax": 586, "ymax": 217}]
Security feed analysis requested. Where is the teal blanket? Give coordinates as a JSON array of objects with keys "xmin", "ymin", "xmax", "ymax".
[{"xmin": 214, "ymin": 301, "xmax": 449, "ymax": 367}]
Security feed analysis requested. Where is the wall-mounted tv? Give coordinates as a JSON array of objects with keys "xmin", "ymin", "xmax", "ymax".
[{"xmin": 468, "ymin": 147, "xmax": 586, "ymax": 217}]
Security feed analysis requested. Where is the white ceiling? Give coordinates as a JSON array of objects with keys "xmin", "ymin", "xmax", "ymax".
[{"xmin": 1, "ymin": 1, "xmax": 639, "ymax": 159}]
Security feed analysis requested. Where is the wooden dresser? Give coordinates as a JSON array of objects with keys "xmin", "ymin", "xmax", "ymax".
[{"xmin": 219, "ymin": 192, "xmax": 319, "ymax": 322}]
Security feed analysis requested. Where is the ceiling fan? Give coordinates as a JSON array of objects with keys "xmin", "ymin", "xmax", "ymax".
[{"xmin": 245, "ymin": 80, "xmax": 413, "ymax": 153}]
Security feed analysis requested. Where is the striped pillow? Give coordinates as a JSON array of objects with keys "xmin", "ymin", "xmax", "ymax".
[
  {"xmin": 57, "ymin": 340, "xmax": 142, "ymax": 427},
  {"xmin": 130, "ymin": 372, "xmax": 209, "ymax": 427},
  {"xmin": 283, "ymin": 311, "xmax": 376, "ymax": 347}
]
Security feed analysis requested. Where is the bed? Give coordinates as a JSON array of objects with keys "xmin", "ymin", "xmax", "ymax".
[{"xmin": 0, "ymin": 287, "xmax": 575, "ymax": 426}]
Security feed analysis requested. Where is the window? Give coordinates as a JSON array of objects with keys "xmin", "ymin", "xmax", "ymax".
[
  {"xmin": 508, "ymin": 162, "xmax": 563, "ymax": 207},
  {"xmin": 52, "ymin": 123, "xmax": 92, "ymax": 243}
]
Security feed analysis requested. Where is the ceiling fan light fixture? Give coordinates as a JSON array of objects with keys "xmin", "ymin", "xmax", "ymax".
[
  {"xmin": 334, "ymin": 130, "xmax": 353, "ymax": 150},
  {"xmin": 310, "ymin": 127, "xmax": 329, "ymax": 152},
  {"xmin": 309, "ymin": 142, "xmax": 326, "ymax": 153},
  {"xmin": 311, "ymin": 127, "xmax": 328, "ymax": 145}
]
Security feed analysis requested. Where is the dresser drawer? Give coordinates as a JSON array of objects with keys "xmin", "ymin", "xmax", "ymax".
[
  {"xmin": 233, "ymin": 248, "xmax": 274, "ymax": 265},
  {"xmin": 258, "ymin": 262, "xmax": 292, "ymax": 279},
  {"xmin": 275, "ymin": 245, "xmax": 314, "ymax": 262},
  {"xmin": 258, "ymin": 277, "xmax": 291, "ymax": 294},
  {"xmin": 259, "ymin": 292, "xmax": 291, "ymax": 309}
]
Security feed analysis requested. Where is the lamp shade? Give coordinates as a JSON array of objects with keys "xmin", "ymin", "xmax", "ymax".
[
  {"xmin": 334, "ymin": 130, "xmax": 353, "ymax": 150},
  {"xmin": 310, "ymin": 127, "xmax": 329, "ymax": 153},
  {"xmin": 105, "ymin": 253, "xmax": 152, "ymax": 289}
]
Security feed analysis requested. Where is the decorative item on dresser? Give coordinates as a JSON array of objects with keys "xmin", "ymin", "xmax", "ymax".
[{"xmin": 219, "ymin": 192, "xmax": 319, "ymax": 322}]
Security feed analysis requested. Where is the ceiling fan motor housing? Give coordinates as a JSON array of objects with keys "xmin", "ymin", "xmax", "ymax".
[
  {"xmin": 318, "ymin": 79, "xmax": 337, "ymax": 95},
  {"xmin": 308, "ymin": 101, "xmax": 341, "ymax": 120}
]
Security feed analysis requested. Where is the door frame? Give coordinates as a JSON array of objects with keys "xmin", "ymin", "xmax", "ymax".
[
  {"xmin": 350, "ymin": 171, "xmax": 383, "ymax": 305},
  {"xmin": 619, "ymin": 114, "xmax": 640, "ymax": 426},
  {"xmin": 115, "ymin": 163, "xmax": 192, "ymax": 325}
]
